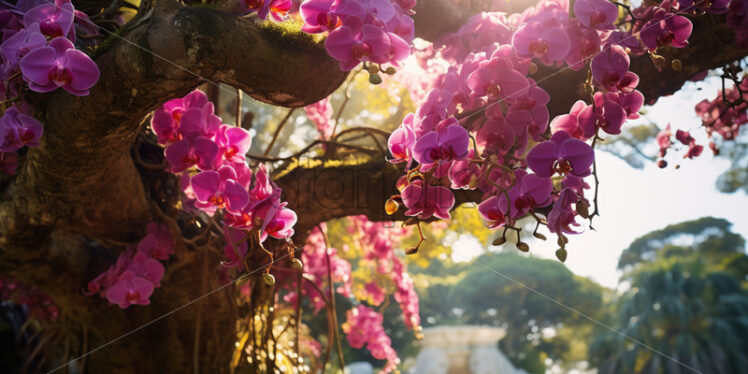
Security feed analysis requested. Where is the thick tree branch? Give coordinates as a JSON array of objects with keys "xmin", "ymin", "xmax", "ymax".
[{"xmin": 273, "ymin": 156, "xmax": 482, "ymax": 234}]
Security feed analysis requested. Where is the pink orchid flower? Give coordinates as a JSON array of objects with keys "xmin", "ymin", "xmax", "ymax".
[
  {"xmin": 0, "ymin": 107, "xmax": 43, "ymax": 152},
  {"xmin": 590, "ymin": 44, "xmax": 630, "ymax": 92},
  {"xmin": 476, "ymin": 117, "xmax": 519, "ymax": 153},
  {"xmin": 547, "ymin": 188, "xmax": 581, "ymax": 234},
  {"xmin": 215, "ymin": 124, "xmax": 251, "ymax": 163},
  {"xmin": 639, "ymin": 10, "xmax": 692, "ymax": 51},
  {"xmin": 448, "ymin": 150, "xmax": 481, "ymax": 189},
  {"xmin": 412, "ymin": 119, "xmax": 469, "ymax": 171},
  {"xmin": 136, "ymin": 222, "xmax": 173, "ymax": 261},
  {"xmin": 300, "ymin": 0, "xmax": 342, "ymax": 33},
  {"xmin": 23, "ymin": 2, "xmax": 74, "ymax": 39},
  {"xmin": 550, "ymin": 100, "xmax": 587, "ymax": 139},
  {"xmin": 387, "ymin": 116, "xmax": 416, "ymax": 164},
  {"xmin": 511, "ymin": 20, "xmax": 571, "ymax": 64},
  {"xmin": 0, "ymin": 22, "xmax": 45, "ymax": 79},
  {"xmin": 498, "ymin": 172, "xmax": 553, "ymax": 219},
  {"xmin": 304, "ymin": 97, "xmax": 334, "ymax": 139},
  {"xmin": 126, "ymin": 252, "xmax": 165, "ymax": 287},
  {"xmin": 164, "ymin": 135, "xmax": 219, "ymax": 172},
  {"xmin": 19, "ymin": 37, "xmax": 99, "ymax": 96},
  {"xmin": 177, "ymin": 102, "xmax": 221, "ymax": 140},
  {"xmin": 401, "ymin": 179, "xmax": 455, "ymax": 220},
  {"xmin": 190, "ymin": 166, "xmax": 250, "ymax": 215},
  {"xmin": 526, "ymin": 130, "xmax": 594, "ymax": 178},
  {"xmin": 325, "ymin": 17, "xmax": 391, "ymax": 70},
  {"xmin": 563, "ymin": 20, "xmax": 602, "ymax": 70},
  {"xmin": 573, "ymin": 0, "xmax": 618, "ymax": 30},
  {"xmin": 578, "ymin": 92, "xmax": 627, "ymax": 136},
  {"xmin": 605, "ymin": 90, "xmax": 644, "ymax": 119},
  {"xmin": 150, "ymin": 89, "xmax": 209, "ymax": 144},
  {"xmin": 106, "ymin": 271, "xmax": 154, "ymax": 309},
  {"xmin": 467, "ymin": 57, "xmax": 529, "ymax": 101},
  {"xmin": 478, "ymin": 195, "xmax": 506, "ymax": 229}
]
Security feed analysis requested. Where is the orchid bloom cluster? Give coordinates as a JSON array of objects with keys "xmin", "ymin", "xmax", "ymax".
[
  {"xmin": 346, "ymin": 216, "xmax": 420, "ymax": 332},
  {"xmin": 240, "ymin": 0, "xmax": 417, "ymax": 74},
  {"xmin": 85, "ymin": 223, "xmax": 173, "ymax": 309},
  {"xmin": 279, "ymin": 218, "xmax": 416, "ymax": 373},
  {"xmin": 150, "ymin": 89, "xmax": 297, "ymax": 246},
  {"xmin": 241, "ymin": 0, "xmax": 294, "ymax": 21},
  {"xmin": 0, "ymin": 0, "xmax": 99, "ymax": 175},
  {"xmin": 282, "ymin": 225, "xmax": 353, "ymax": 312},
  {"xmin": 1, "ymin": 276, "xmax": 59, "ymax": 321},
  {"xmin": 304, "ymin": 97, "xmax": 334, "ymax": 139},
  {"xmin": 655, "ymin": 124, "xmax": 705, "ymax": 164},
  {"xmin": 656, "ymin": 73, "xmax": 747, "ymax": 165},
  {"xmin": 696, "ymin": 77, "xmax": 748, "ymax": 142},
  {"xmin": 299, "ymin": 0, "xmax": 416, "ymax": 72},
  {"xmin": 383, "ymin": 0, "xmax": 701, "ymax": 256},
  {"xmin": 342, "ymin": 304, "xmax": 400, "ymax": 374}
]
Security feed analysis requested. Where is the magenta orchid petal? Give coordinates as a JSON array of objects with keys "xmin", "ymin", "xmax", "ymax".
[
  {"xmin": 411, "ymin": 130, "xmax": 439, "ymax": 165},
  {"xmin": 559, "ymin": 138, "xmax": 595, "ymax": 176},
  {"xmin": 526, "ymin": 141, "xmax": 558, "ymax": 177},
  {"xmin": 401, "ymin": 180, "xmax": 455, "ymax": 220},
  {"xmin": 64, "ymin": 49, "xmax": 100, "ymax": 92},
  {"xmin": 193, "ymin": 136, "xmax": 219, "ymax": 170},
  {"xmin": 18, "ymin": 45, "xmax": 55, "ymax": 87},
  {"xmin": 222, "ymin": 179, "xmax": 250, "ymax": 214},
  {"xmin": 478, "ymin": 196, "xmax": 505, "ymax": 228},
  {"xmin": 577, "ymin": 104, "xmax": 598, "ymax": 138},
  {"xmin": 19, "ymin": 37, "xmax": 99, "ymax": 96},
  {"xmin": 0, "ymin": 22, "xmax": 45, "ymax": 78},
  {"xmin": 600, "ymin": 100, "xmax": 626, "ymax": 134},
  {"xmin": 387, "ymin": 32, "xmax": 411, "ymax": 62},
  {"xmin": 190, "ymin": 170, "xmax": 220, "ymax": 203},
  {"xmin": 216, "ymin": 125, "xmax": 252, "ymax": 162},
  {"xmin": 23, "ymin": 3, "xmax": 74, "ymax": 39},
  {"xmin": 413, "ymin": 122, "xmax": 469, "ymax": 168},
  {"xmin": 0, "ymin": 108, "xmax": 44, "ymax": 151},
  {"xmin": 539, "ymin": 26, "xmax": 571, "ymax": 61},
  {"xmin": 387, "ymin": 121, "xmax": 415, "ymax": 163},
  {"xmin": 361, "ymin": 24, "xmax": 390, "ymax": 60},
  {"xmin": 164, "ymin": 139, "xmax": 190, "ymax": 172},
  {"xmin": 590, "ymin": 45, "xmax": 629, "ymax": 91},
  {"xmin": 267, "ymin": 207, "xmax": 297, "ymax": 239},
  {"xmin": 574, "ymin": 0, "xmax": 618, "ymax": 30},
  {"xmin": 521, "ymin": 174, "xmax": 553, "ymax": 208},
  {"xmin": 325, "ymin": 25, "xmax": 356, "ymax": 61}
]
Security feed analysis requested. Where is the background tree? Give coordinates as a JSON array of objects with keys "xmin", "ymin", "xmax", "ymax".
[{"xmin": 591, "ymin": 218, "xmax": 748, "ymax": 374}]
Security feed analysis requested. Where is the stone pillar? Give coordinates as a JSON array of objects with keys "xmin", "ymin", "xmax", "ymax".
[{"xmin": 412, "ymin": 326, "xmax": 527, "ymax": 374}]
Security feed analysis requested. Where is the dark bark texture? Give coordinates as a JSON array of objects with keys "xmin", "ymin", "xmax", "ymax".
[{"xmin": 0, "ymin": 0, "xmax": 746, "ymax": 372}]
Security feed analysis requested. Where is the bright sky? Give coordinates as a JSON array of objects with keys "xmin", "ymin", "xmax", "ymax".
[{"xmin": 451, "ymin": 76, "xmax": 748, "ymax": 289}]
